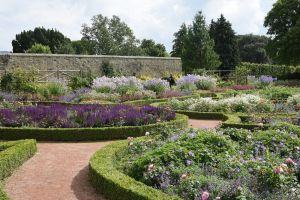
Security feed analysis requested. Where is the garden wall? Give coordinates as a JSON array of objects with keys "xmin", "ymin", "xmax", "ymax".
[{"xmin": 0, "ymin": 53, "xmax": 182, "ymax": 79}]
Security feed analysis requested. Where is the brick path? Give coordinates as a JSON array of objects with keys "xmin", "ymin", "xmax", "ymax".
[
  {"xmin": 5, "ymin": 142, "xmax": 111, "ymax": 200},
  {"xmin": 188, "ymin": 119, "xmax": 222, "ymax": 129}
]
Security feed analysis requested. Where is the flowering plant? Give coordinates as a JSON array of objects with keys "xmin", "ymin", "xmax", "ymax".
[
  {"xmin": 118, "ymin": 125, "xmax": 300, "ymax": 199},
  {"xmin": 143, "ymin": 78, "xmax": 169, "ymax": 94},
  {"xmin": 0, "ymin": 104, "xmax": 175, "ymax": 128}
]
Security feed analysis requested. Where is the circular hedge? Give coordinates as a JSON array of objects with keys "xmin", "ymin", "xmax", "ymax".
[{"xmin": 89, "ymin": 140, "xmax": 181, "ymax": 200}]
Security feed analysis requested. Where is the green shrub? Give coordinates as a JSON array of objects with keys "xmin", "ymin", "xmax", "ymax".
[
  {"xmin": 37, "ymin": 81, "xmax": 67, "ymax": 100},
  {"xmin": 68, "ymin": 71, "xmax": 94, "ymax": 90},
  {"xmin": 27, "ymin": 43, "xmax": 52, "ymax": 54},
  {"xmin": 101, "ymin": 62, "xmax": 116, "ymax": 77},
  {"xmin": 0, "ymin": 114, "xmax": 188, "ymax": 141},
  {"xmin": 0, "ymin": 67, "xmax": 38, "ymax": 93},
  {"xmin": 236, "ymin": 62, "xmax": 300, "ymax": 80},
  {"xmin": 89, "ymin": 141, "xmax": 181, "ymax": 200},
  {"xmin": 0, "ymin": 139, "xmax": 37, "ymax": 198}
]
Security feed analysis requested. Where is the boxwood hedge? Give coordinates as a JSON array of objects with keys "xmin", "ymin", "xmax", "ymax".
[
  {"xmin": 89, "ymin": 140, "xmax": 181, "ymax": 200},
  {"xmin": 0, "ymin": 114, "xmax": 188, "ymax": 141},
  {"xmin": 0, "ymin": 139, "xmax": 37, "ymax": 199}
]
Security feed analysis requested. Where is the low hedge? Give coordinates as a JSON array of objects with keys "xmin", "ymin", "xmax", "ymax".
[
  {"xmin": 0, "ymin": 114, "xmax": 188, "ymax": 141},
  {"xmin": 152, "ymin": 101, "xmax": 266, "ymax": 130},
  {"xmin": 0, "ymin": 139, "xmax": 37, "ymax": 199},
  {"xmin": 166, "ymin": 109, "xmax": 263, "ymax": 130},
  {"xmin": 89, "ymin": 140, "xmax": 181, "ymax": 200}
]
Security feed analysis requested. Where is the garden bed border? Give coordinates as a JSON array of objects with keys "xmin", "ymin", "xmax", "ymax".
[
  {"xmin": 0, "ymin": 139, "xmax": 37, "ymax": 199},
  {"xmin": 0, "ymin": 114, "xmax": 188, "ymax": 141},
  {"xmin": 89, "ymin": 140, "xmax": 181, "ymax": 200}
]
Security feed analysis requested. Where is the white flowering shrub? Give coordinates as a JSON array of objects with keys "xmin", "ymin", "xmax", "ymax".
[
  {"xmin": 143, "ymin": 78, "xmax": 169, "ymax": 94},
  {"xmin": 92, "ymin": 76, "xmax": 143, "ymax": 94},
  {"xmin": 166, "ymin": 94, "xmax": 273, "ymax": 113},
  {"xmin": 287, "ymin": 94, "xmax": 300, "ymax": 109},
  {"xmin": 176, "ymin": 74, "xmax": 217, "ymax": 91}
]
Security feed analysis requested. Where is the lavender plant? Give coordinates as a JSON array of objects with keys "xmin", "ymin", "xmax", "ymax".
[{"xmin": 0, "ymin": 104, "xmax": 175, "ymax": 128}]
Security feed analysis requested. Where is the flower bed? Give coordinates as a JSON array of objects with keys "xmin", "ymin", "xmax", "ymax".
[
  {"xmin": 0, "ymin": 114, "xmax": 188, "ymax": 141},
  {"xmin": 113, "ymin": 125, "xmax": 300, "ymax": 199},
  {"xmin": 0, "ymin": 104, "xmax": 175, "ymax": 128},
  {"xmin": 164, "ymin": 94, "xmax": 273, "ymax": 114},
  {"xmin": 0, "ymin": 139, "xmax": 37, "ymax": 199}
]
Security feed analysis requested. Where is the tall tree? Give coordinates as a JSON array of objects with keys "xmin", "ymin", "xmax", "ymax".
[
  {"xmin": 171, "ymin": 23, "xmax": 188, "ymax": 57},
  {"xmin": 264, "ymin": 0, "xmax": 300, "ymax": 65},
  {"xmin": 237, "ymin": 34, "xmax": 270, "ymax": 63},
  {"xmin": 172, "ymin": 12, "xmax": 220, "ymax": 73},
  {"xmin": 12, "ymin": 27, "xmax": 72, "ymax": 54},
  {"xmin": 209, "ymin": 14, "xmax": 239, "ymax": 70},
  {"xmin": 81, "ymin": 15, "xmax": 141, "ymax": 55},
  {"xmin": 140, "ymin": 39, "xmax": 167, "ymax": 57}
]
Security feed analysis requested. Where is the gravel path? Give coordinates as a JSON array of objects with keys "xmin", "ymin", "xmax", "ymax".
[
  {"xmin": 5, "ymin": 142, "xmax": 111, "ymax": 200},
  {"xmin": 188, "ymin": 119, "xmax": 222, "ymax": 129}
]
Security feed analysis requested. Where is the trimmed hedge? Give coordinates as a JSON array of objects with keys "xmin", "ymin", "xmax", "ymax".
[
  {"xmin": 236, "ymin": 62, "xmax": 300, "ymax": 79},
  {"xmin": 168, "ymin": 110, "xmax": 263, "ymax": 130},
  {"xmin": 0, "ymin": 114, "xmax": 188, "ymax": 141},
  {"xmin": 0, "ymin": 139, "xmax": 37, "ymax": 199},
  {"xmin": 89, "ymin": 140, "xmax": 181, "ymax": 200}
]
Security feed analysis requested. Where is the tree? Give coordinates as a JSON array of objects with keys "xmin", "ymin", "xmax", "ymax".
[
  {"xmin": 264, "ymin": 0, "xmax": 300, "ymax": 65},
  {"xmin": 171, "ymin": 23, "xmax": 188, "ymax": 57},
  {"xmin": 81, "ymin": 14, "xmax": 141, "ymax": 55},
  {"xmin": 237, "ymin": 34, "xmax": 270, "ymax": 63},
  {"xmin": 172, "ymin": 11, "xmax": 220, "ymax": 73},
  {"xmin": 12, "ymin": 27, "xmax": 73, "ymax": 54},
  {"xmin": 209, "ymin": 14, "xmax": 239, "ymax": 70},
  {"xmin": 27, "ymin": 43, "xmax": 52, "ymax": 54},
  {"xmin": 140, "ymin": 39, "xmax": 167, "ymax": 57},
  {"xmin": 71, "ymin": 40, "xmax": 93, "ymax": 55}
]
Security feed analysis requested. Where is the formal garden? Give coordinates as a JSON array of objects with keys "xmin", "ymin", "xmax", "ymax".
[
  {"xmin": 1, "ymin": 0, "xmax": 300, "ymax": 200},
  {"xmin": 0, "ymin": 61, "xmax": 299, "ymax": 199}
]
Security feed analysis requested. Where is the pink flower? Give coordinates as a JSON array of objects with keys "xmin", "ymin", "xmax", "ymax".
[
  {"xmin": 274, "ymin": 166, "xmax": 284, "ymax": 174},
  {"xmin": 285, "ymin": 158, "xmax": 296, "ymax": 165},
  {"xmin": 201, "ymin": 191, "xmax": 209, "ymax": 200},
  {"xmin": 180, "ymin": 173, "xmax": 188, "ymax": 180},
  {"xmin": 147, "ymin": 164, "xmax": 155, "ymax": 172},
  {"xmin": 127, "ymin": 137, "xmax": 134, "ymax": 141}
]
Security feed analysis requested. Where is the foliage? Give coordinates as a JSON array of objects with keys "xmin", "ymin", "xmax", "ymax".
[
  {"xmin": 0, "ymin": 104, "xmax": 175, "ymax": 128},
  {"xmin": 140, "ymin": 39, "xmax": 168, "ymax": 57},
  {"xmin": 101, "ymin": 62, "xmax": 117, "ymax": 77},
  {"xmin": 176, "ymin": 74, "xmax": 217, "ymax": 92},
  {"xmin": 68, "ymin": 71, "xmax": 94, "ymax": 90},
  {"xmin": 165, "ymin": 94, "xmax": 273, "ymax": 113},
  {"xmin": 81, "ymin": 15, "xmax": 142, "ymax": 55},
  {"xmin": 37, "ymin": 79, "xmax": 67, "ymax": 100},
  {"xmin": 71, "ymin": 40, "xmax": 93, "ymax": 55},
  {"xmin": 0, "ymin": 114, "xmax": 188, "ymax": 141},
  {"xmin": 264, "ymin": 0, "xmax": 300, "ymax": 65},
  {"xmin": 209, "ymin": 14, "xmax": 240, "ymax": 70},
  {"xmin": 237, "ymin": 34, "xmax": 270, "ymax": 64},
  {"xmin": 143, "ymin": 79, "xmax": 169, "ymax": 94},
  {"xmin": 27, "ymin": 43, "xmax": 52, "ymax": 54},
  {"xmin": 0, "ymin": 67, "xmax": 38, "ymax": 93},
  {"xmin": 235, "ymin": 62, "xmax": 300, "ymax": 80},
  {"xmin": 12, "ymin": 27, "xmax": 72, "ymax": 53},
  {"xmin": 119, "ymin": 125, "xmax": 300, "ymax": 199},
  {"xmin": 172, "ymin": 12, "xmax": 221, "ymax": 73},
  {"xmin": 92, "ymin": 76, "xmax": 143, "ymax": 94},
  {"xmin": 0, "ymin": 140, "xmax": 37, "ymax": 199}
]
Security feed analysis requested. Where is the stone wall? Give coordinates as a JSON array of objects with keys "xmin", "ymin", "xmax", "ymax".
[{"xmin": 0, "ymin": 53, "xmax": 182, "ymax": 79}]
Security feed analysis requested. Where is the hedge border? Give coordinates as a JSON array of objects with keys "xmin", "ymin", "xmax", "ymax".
[
  {"xmin": 0, "ymin": 140, "xmax": 37, "ymax": 199},
  {"xmin": 89, "ymin": 140, "xmax": 181, "ymax": 200},
  {"xmin": 0, "ymin": 114, "xmax": 188, "ymax": 141}
]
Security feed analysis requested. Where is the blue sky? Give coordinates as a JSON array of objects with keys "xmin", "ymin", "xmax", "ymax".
[{"xmin": 0, "ymin": 0, "xmax": 276, "ymax": 52}]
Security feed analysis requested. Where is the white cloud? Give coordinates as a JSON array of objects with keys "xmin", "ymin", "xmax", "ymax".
[{"xmin": 0, "ymin": 0, "xmax": 275, "ymax": 52}]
